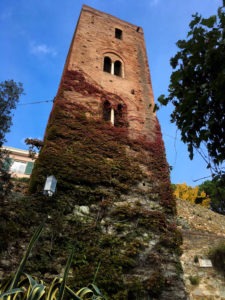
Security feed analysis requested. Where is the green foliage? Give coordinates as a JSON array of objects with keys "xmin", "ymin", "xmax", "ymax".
[
  {"xmin": 57, "ymin": 248, "xmax": 74, "ymax": 300},
  {"xmin": 194, "ymin": 255, "xmax": 199, "ymax": 263},
  {"xmin": 29, "ymin": 69, "xmax": 174, "ymax": 213},
  {"xmin": 23, "ymin": 273, "xmax": 46, "ymax": 300},
  {"xmin": 0, "ymin": 80, "xmax": 23, "ymax": 147},
  {"xmin": 0, "ymin": 80, "xmax": 23, "ymax": 198},
  {"xmin": 0, "ymin": 189, "xmax": 181, "ymax": 299},
  {"xmin": 0, "ymin": 69, "xmax": 180, "ymax": 298},
  {"xmin": 208, "ymin": 241, "xmax": 225, "ymax": 275},
  {"xmin": 0, "ymin": 224, "xmax": 106, "ymax": 300},
  {"xmin": 189, "ymin": 275, "xmax": 200, "ymax": 286},
  {"xmin": 158, "ymin": 6, "xmax": 225, "ymax": 169},
  {"xmin": 143, "ymin": 271, "xmax": 165, "ymax": 297},
  {"xmin": 0, "ymin": 274, "xmax": 106, "ymax": 300},
  {"xmin": 199, "ymin": 177, "xmax": 225, "ymax": 213},
  {"xmin": 25, "ymin": 138, "xmax": 44, "ymax": 159},
  {"xmin": 10, "ymin": 223, "xmax": 44, "ymax": 290},
  {"xmin": 0, "ymin": 148, "xmax": 13, "ymax": 197},
  {"xmin": 29, "ymin": 100, "xmax": 142, "ymax": 194}
]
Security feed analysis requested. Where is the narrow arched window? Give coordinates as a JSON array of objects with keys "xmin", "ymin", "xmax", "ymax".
[
  {"xmin": 115, "ymin": 104, "xmax": 123, "ymax": 127},
  {"xmin": 103, "ymin": 100, "xmax": 111, "ymax": 122},
  {"xmin": 114, "ymin": 60, "xmax": 122, "ymax": 77},
  {"xmin": 103, "ymin": 57, "xmax": 112, "ymax": 73},
  {"xmin": 117, "ymin": 104, "xmax": 123, "ymax": 113}
]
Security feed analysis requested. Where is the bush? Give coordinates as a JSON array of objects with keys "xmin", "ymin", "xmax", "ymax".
[
  {"xmin": 0, "ymin": 224, "xmax": 106, "ymax": 300},
  {"xmin": 193, "ymin": 255, "xmax": 199, "ymax": 263},
  {"xmin": 189, "ymin": 275, "xmax": 200, "ymax": 286},
  {"xmin": 208, "ymin": 242, "xmax": 225, "ymax": 275}
]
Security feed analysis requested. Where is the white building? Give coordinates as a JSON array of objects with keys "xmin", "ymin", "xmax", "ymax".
[{"xmin": 3, "ymin": 146, "xmax": 37, "ymax": 178}]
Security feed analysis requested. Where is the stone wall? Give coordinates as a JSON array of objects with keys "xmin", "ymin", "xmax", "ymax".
[{"xmin": 177, "ymin": 199, "xmax": 225, "ymax": 299}]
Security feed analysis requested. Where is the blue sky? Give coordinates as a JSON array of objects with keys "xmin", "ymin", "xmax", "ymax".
[{"xmin": 0, "ymin": 0, "xmax": 221, "ymax": 185}]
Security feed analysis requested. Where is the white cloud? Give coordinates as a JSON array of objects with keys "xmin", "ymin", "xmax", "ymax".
[{"xmin": 30, "ymin": 42, "xmax": 57, "ymax": 57}]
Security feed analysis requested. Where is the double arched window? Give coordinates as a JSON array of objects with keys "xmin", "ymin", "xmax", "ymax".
[
  {"xmin": 102, "ymin": 100, "xmax": 125, "ymax": 127},
  {"xmin": 103, "ymin": 56, "xmax": 123, "ymax": 77}
]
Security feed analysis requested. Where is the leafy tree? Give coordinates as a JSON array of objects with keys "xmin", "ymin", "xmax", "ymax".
[
  {"xmin": 173, "ymin": 183, "xmax": 210, "ymax": 207},
  {"xmin": 0, "ymin": 80, "xmax": 24, "ymax": 196},
  {"xmin": 25, "ymin": 138, "xmax": 43, "ymax": 158},
  {"xmin": 158, "ymin": 4, "xmax": 225, "ymax": 172},
  {"xmin": 199, "ymin": 178, "xmax": 225, "ymax": 213}
]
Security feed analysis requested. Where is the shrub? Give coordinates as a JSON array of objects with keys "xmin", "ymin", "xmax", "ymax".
[
  {"xmin": 0, "ymin": 224, "xmax": 106, "ymax": 300},
  {"xmin": 193, "ymin": 255, "xmax": 199, "ymax": 263},
  {"xmin": 189, "ymin": 275, "xmax": 200, "ymax": 286},
  {"xmin": 208, "ymin": 242, "xmax": 225, "ymax": 275}
]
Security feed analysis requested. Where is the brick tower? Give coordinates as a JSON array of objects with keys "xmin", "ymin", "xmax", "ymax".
[
  {"xmin": 55, "ymin": 5, "xmax": 155, "ymax": 141},
  {"xmin": 30, "ymin": 5, "xmax": 187, "ymax": 299}
]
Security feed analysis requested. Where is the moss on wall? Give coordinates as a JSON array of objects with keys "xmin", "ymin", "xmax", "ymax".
[
  {"xmin": 0, "ymin": 188, "xmax": 183, "ymax": 299},
  {"xmin": 29, "ymin": 99, "xmax": 141, "ymax": 195},
  {"xmin": 0, "ymin": 70, "xmax": 187, "ymax": 299}
]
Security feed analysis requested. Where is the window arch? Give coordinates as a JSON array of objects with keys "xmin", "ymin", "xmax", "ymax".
[
  {"xmin": 103, "ymin": 56, "xmax": 112, "ymax": 73},
  {"xmin": 103, "ymin": 53, "xmax": 124, "ymax": 77},
  {"xmin": 115, "ymin": 104, "xmax": 123, "ymax": 127},
  {"xmin": 103, "ymin": 100, "xmax": 111, "ymax": 122},
  {"xmin": 114, "ymin": 60, "xmax": 122, "ymax": 77}
]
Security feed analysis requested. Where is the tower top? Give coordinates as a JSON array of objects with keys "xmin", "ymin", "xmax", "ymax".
[
  {"xmin": 57, "ymin": 4, "xmax": 155, "ymax": 140},
  {"xmin": 81, "ymin": 5, "xmax": 143, "ymax": 33}
]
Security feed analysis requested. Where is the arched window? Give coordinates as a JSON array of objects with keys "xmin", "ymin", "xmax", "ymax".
[
  {"xmin": 103, "ymin": 100, "xmax": 111, "ymax": 122},
  {"xmin": 115, "ymin": 104, "xmax": 123, "ymax": 127},
  {"xmin": 114, "ymin": 60, "xmax": 122, "ymax": 77},
  {"xmin": 103, "ymin": 57, "xmax": 112, "ymax": 73}
]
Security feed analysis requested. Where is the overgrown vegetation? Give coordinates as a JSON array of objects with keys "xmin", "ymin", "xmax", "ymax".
[
  {"xmin": 0, "ymin": 224, "xmax": 106, "ymax": 300},
  {"xmin": 199, "ymin": 178, "xmax": 225, "ymax": 214},
  {"xmin": 29, "ymin": 69, "xmax": 174, "ymax": 213},
  {"xmin": 173, "ymin": 179, "xmax": 225, "ymax": 214},
  {"xmin": 158, "ymin": 3, "xmax": 225, "ymax": 186},
  {"xmin": 0, "ymin": 80, "xmax": 23, "ymax": 197},
  {"xmin": 1, "ymin": 188, "xmax": 182, "ymax": 299},
  {"xmin": 189, "ymin": 275, "xmax": 200, "ymax": 286},
  {"xmin": 173, "ymin": 183, "xmax": 210, "ymax": 207},
  {"xmin": 0, "ymin": 70, "xmax": 183, "ymax": 298},
  {"xmin": 208, "ymin": 241, "xmax": 225, "ymax": 275}
]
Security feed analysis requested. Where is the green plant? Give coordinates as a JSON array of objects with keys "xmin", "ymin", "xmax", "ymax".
[
  {"xmin": 157, "ymin": 5, "xmax": 225, "ymax": 170},
  {"xmin": 67, "ymin": 283, "xmax": 105, "ymax": 300},
  {"xmin": 194, "ymin": 255, "xmax": 199, "ymax": 263},
  {"xmin": 0, "ymin": 224, "xmax": 106, "ymax": 300},
  {"xmin": 0, "ymin": 274, "xmax": 106, "ymax": 300},
  {"xmin": 57, "ymin": 247, "xmax": 74, "ymax": 300},
  {"xmin": 10, "ymin": 222, "xmax": 44, "ymax": 291},
  {"xmin": 0, "ymin": 80, "xmax": 24, "ymax": 198},
  {"xmin": 189, "ymin": 275, "xmax": 200, "ymax": 286},
  {"xmin": 208, "ymin": 242, "xmax": 225, "ymax": 275}
]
